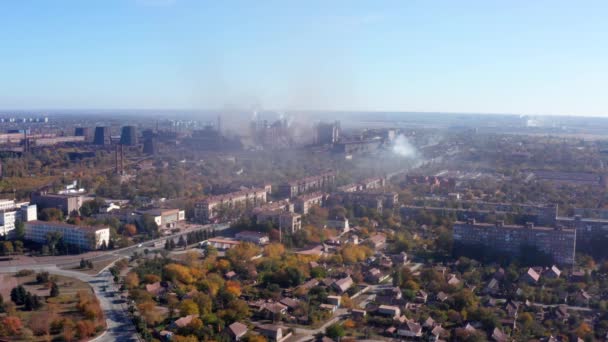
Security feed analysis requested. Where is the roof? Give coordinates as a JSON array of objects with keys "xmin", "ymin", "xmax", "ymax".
[
  {"xmin": 174, "ymin": 315, "xmax": 197, "ymax": 328},
  {"xmin": 526, "ymin": 268, "xmax": 541, "ymax": 282},
  {"xmin": 492, "ymin": 327, "xmax": 510, "ymax": 342},
  {"xmin": 228, "ymin": 322, "xmax": 248, "ymax": 338},
  {"xmin": 235, "ymin": 230, "xmax": 269, "ymax": 239},
  {"xmin": 333, "ymin": 276, "xmax": 353, "ymax": 292},
  {"xmin": 138, "ymin": 208, "xmax": 180, "ymax": 216}
]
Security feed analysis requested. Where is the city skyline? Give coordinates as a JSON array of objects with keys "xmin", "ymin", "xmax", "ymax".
[{"xmin": 1, "ymin": 1, "xmax": 608, "ymax": 116}]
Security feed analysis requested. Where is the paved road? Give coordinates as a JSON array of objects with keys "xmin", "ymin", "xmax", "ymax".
[{"xmin": 0, "ymin": 264, "xmax": 139, "ymax": 341}]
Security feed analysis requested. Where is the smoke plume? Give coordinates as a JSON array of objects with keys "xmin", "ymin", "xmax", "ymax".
[{"xmin": 392, "ymin": 134, "xmax": 418, "ymax": 158}]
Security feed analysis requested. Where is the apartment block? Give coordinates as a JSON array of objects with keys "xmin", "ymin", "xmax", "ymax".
[
  {"xmin": 277, "ymin": 171, "xmax": 336, "ymax": 198},
  {"xmin": 294, "ymin": 192, "xmax": 325, "ymax": 214},
  {"xmin": 453, "ymin": 220, "xmax": 576, "ymax": 265},
  {"xmin": 194, "ymin": 187, "xmax": 268, "ymax": 223}
]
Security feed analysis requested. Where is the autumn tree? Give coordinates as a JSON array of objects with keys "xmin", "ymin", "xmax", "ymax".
[
  {"xmin": 76, "ymin": 320, "xmax": 96, "ymax": 338},
  {"xmin": 179, "ymin": 299, "xmax": 200, "ymax": 316},
  {"xmin": 0, "ymin": 316, "xmax": 22, "ymax": 336},
  {"xmin": 124, "ymin": 272, "xmax": 140, "ymax": 289},
  {"xmin": 164, "ymin": 263, "xmax": 194, "ymax": 284}
]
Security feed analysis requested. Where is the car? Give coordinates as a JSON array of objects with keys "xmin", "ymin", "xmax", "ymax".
[{"xmin": 137, "ymin": 243, "xmax": 143, "ymax": 248}]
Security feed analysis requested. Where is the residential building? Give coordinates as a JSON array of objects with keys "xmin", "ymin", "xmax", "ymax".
[
  {"xmin": 377, "ymin": 305, "xmax": 401, "ymax": 318},
  {"xmin": 277, "ymin": 171, "xmax": 336, "ymax": 198},
  {"xmin": 256, "ymin": 210, "xmax": 302, "ymax": 233},
  {"xmin": 326, "ymin": 217, "xmax": 349, "ymax": 233},
  {"xmin": 294, "ymin": 192, "xmax": 325, "ymax": 214},
  {"xmin": 453, "ymin": 219, "xmax": 576, "ymax": 265},
  {"xmin": 332, "ymin": 276, "xmax": 353, "ymax": 293},
  {"xmin": 24, "ymin": 220, "xmax": 109, "ymax": 250},
  {"xmin": 194, "ymin": 187, "xmax": 268, "ymax": 223},
  {"xmin": 205, "ymin": 238, "xmax": 241, "ymax": 250}
]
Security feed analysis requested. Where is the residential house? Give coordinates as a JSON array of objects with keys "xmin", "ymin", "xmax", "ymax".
[
  {"xmin": 491, "ymin": 327, "xmax": 510, "ymax": 342},
  {"xmin": 257, "ymin": 325, "xmax": 291, "ymax": 342},
  {"xmin": 522, "ymin": 268, "xmax": 541, "ymax": 284},
  {"xmin": 172, "ymin": 315, "xmax": 198, "ymax": 329},
  {"xmin": 378, "ymin": 305, "xmax": 401, "ymax": 318},
  {"xmin": 332, "ymin": 276, "xmax": 353, "ymax": 293},
  {"xmin": 544, "ymin": 265, "xmax": 561, "ymax": 279},
  {"xmin": 415, "ymin": 290, "xmax": 428, "ymax": 303},
  {"xmin": 397, "ymin": 321, "xmax": 422, "ymax": 338},
  {"xmin": 327, "ymin": 295, "xmax": 341, "ymax": 307},
  {"xmin": 228, "ymin": 322, "xmax": 248, "ymax": 341}
]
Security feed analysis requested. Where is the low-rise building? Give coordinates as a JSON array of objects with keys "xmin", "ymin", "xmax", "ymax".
[
  {"xmin": 137, "ymin": 208, "xmax": 185, "ymax": 228},
  {"xmin": 194, "ymin": 187, "xmax": 268, "ymax": 223},
  {"xmin": 24, "ymin": 220, "xmax": 109, "ymax": 250},
  {"xmin": 277, "ymin": 171, "xmax": 336, "ymax": 198},
  {"xmin": 256, "ymin": 210, "xmax": 302, "ymax": 233},
  {"xmin": 235, "ymin": 231, "xmax": 270, "ymax": 245},
  {"xmin": 377, "ymin": 305, "xmax": 401, "ymax": 318},
  {"xmin": 31, "ymin": 192, "xmax": 90, "ymax": 215}
]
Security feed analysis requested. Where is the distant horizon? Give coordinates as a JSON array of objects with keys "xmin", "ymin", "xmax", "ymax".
[{"xmin": 0, "ymin": 108, "xmax": 604, "ymax": 119}]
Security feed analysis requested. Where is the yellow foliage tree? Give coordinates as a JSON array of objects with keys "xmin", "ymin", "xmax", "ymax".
[{"xmin": 164, "ymin": 263, "xmax": 194, "ymax": 284}]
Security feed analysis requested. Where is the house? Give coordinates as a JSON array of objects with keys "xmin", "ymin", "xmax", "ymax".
[
  {"xmin": 366, "ymin": 268, "xmax": 386, "ymax": 284},
  {"xmin": 436, "ymin": 291, "xmax": 449, "ymax": 303},
  {"xmin": 367, "ymin": 234, "xmax": 386, "ymax": 248},
  {"xmin": 544, "ymin": 265, "xmax": 561, "ymax": 279},
  {"xmin": 377, "ymin": 305, "xmax": 401, "ymax": 318},
  {"xmin": 491, "ymin": 327, "xmax": 510, "ymax": 342},
  {"xmin": 300, "ymin": 278, "xmax": 319, "ymax": 291},
  {"xmin": 320, "ymin": 303, "xmax": 337, "ymax": 313},
  {"xmin": 522, "ymin": 268, "xmax": 541, "ymax": 284},
  {"xmin": 552, "ymin": 305, "xmax": 569, "ymax": 323},
  {"xmin": 574, "ymin": 289, "xmax": 591, "ymax": 306},
  {"xmin": 504, "ymin": 301, "xmax": 519, "ymax": 319},
  {"xmin": 225, "ymin": 271, "xmax": 237, "ymax": 279},
  {"xmin": 257, "ymin": 325, "xmax": 291, "ymax": 342},
  {"xmin": 422, "ymin": 316, "xmax": 436, "ymax": 329},
  {"xmin": 484, "ymin": 278, "xmax": 500, "ymax": 295},
  {"xmin": 447, "ymin": 274, "xmax": 461, "ymax": 286},
  {"xmin": 327, "ymin": 295, "xmax": 341, "ymax": 307},
  {"xmin": 430, "ymin": 325, "xmax": 448, "ymax": 341},
  {"xmin": 172, "ymin": 315, "xmax": 198, "ymax": 329},
  {"xmin": 397, "ymin": 321, "xmax": 422, "ymax": 338},
  {"xmin": 332, "ymin": 276, "xmax": 353, "ymax": 293},
  {"xmin": 260, "ymin": 302, "xmax": 288, "ymax": 318},
  {"xmin": 570, "ymin": 270, "xmax": 586, "ymax": 282},
  {"xmin": 351, "ymin": 309, "xmax": 367, "ymax": 320},
  {"xmin": 228, "ymin": 322, "xmax": 248, "ymax": 341},
  {"xmin": 146, "ymin": 281, "xmax": 171, "ymax": 297},
  {"xmin": 279, "ymin": 298, "xmax": 300, "ymax": 312},
  {"xmin": 415, "ymin": 290, "xmax": 428, "ymax": 303},
  {"xmin": 391, "ymin": 252, "xmax": 408, "ymax": 266},
  {"xmin": 159, "ymin": 330, "xmax": 173, "ymax": 341}
]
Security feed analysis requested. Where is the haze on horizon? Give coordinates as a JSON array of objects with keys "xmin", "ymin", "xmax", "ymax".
[{"xmin": 1, "ymin": 0, "xmax": 607, "ymax": 117}]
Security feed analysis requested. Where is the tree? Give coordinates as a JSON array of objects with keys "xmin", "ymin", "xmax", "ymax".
[
  {"xmin": 10, "ymin": 285, "xmax": 27, "ymax": 305},
  {"xmin": 325, "ymin": 323, "xmax": 346, "ymax": 339},
  {"xmin": 62, "ymin": 320, "xmax": 75, "ymax": 342},
  {"xmin": 24, "ymin": 293, "xmax": 42, "ymax": 311},
  {"xmin": 123, "ymin": 224, "xmax": 137, "ymax": 237},
  {"xmin": 36, "ymin": 271, "xmax": 50, "ymax": 284},
  {"xmin": 50, "ymin": 282, "xmax": 60, "ymax": 297},
  {"xmin": 14, "ymin": 221, "xmax": 25, "ymax": 240},
  {"xmin": 0, "ymin": 316, "xmax": 22, "ymax": 336},
  {"xmin": 179, "ymin": 299, "xmax": 200, "ymax": 316},
  {"xmin": 124, "ymin": 272, "xmax": 140, "ymax": 289},
  {"xmin": 75, "ymin": 320, "xmax": 96, "ymax": 338},
  {"xmin": 0, "ymin": 241, "xmax": 14, "ymax": 256},
  {"xmin": 80, "ymin": 258, "xmax": 87, "ymax": 269},
  {"xmin": 40, "ymin": 208, "xmax": 64, "ymax": 222}
]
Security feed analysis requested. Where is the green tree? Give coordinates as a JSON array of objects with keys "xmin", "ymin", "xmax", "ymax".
[
  {"xmin": 10, "ymin": 286, "xmax": 27, "ymax": 305},
  {"xmin": 40, "ymin": 208, "xmax": 64, "ymax": 222},
  {"xmin": 50, "ymin": 282, "xmax": 60, "ymax": 297},
  {"xmin": 325, "ymin": 323, "xmax": 345, "ymax": 339},
  {"xmin": 14, "ymin": 221, "xmax": 25, "ymax": 240}
]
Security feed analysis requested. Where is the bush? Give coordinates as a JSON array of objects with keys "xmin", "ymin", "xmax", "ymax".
[{"xmin": 15, "ymin": 270, "xmax": 34, "ymax": 277}]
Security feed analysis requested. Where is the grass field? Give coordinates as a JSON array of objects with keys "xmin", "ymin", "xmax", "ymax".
[{"xmin": 0, "ymin": 272, "xmax": 106, "ymax": 341}]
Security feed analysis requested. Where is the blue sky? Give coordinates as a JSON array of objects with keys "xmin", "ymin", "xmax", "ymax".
[{"xmin": 1, "ymin": 0, "xmax": 607, "ymax": 116}]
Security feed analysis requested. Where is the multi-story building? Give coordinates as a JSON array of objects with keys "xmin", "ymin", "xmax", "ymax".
[
  {"xmin": 137, "ymin": 208, "xmax": 185, "ymax": 229},
  {"xmin": 194, "ymin": 187, "xmax": 268, "ymax": 223},
  {"xmin": 25, "ymin": 220, "xmax": 110, "ymax": 250},
  {"xmin": 294, "ymin": 192, "xmax": 325, "ymax": 214},
  {"xmin": 31, "ymin": 192, "xmax": 89, "ymax": 215},
  {"xmin": 256, "ymin": 210, "xmax": 302, "ymax": 233},
  {"xmin": 277, "ymin": 171, "xmax": 336, "ymax": 198},
  {"xmin": 453, "ymin": 219, "xmax": 576, "ymax": 265},
  {"xmin": 0, "ymin": 200, "xmax": 37, "ymax": 237}
]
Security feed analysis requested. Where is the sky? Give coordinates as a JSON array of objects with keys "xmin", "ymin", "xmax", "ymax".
[{"xmin": 0, "ymin": 0, "xmax": 607, "ymax": 116}]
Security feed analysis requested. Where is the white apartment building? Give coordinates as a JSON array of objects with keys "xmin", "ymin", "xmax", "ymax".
[
  {"xmin": 0, "ymin": 199, "xmax": 37, "ymax": 237},
  {"xmin": 25, "ymin": 221, "xmax": 110, "ymax": 250}
]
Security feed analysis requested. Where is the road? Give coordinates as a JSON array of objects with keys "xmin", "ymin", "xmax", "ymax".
[{"xmin": 0, "ymin": 222, "xmax": 229, "ymax": 341}]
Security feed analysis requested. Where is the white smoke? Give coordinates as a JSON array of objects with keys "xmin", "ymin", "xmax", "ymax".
[{"xmin": 392, "ymin": 134, "xmax": 418, "ymax": 158}]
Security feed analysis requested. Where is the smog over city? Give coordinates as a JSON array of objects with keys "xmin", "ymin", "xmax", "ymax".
[{"xmin": 1, "ymin": 1, "xmax": 608, "ymax": 341}]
